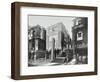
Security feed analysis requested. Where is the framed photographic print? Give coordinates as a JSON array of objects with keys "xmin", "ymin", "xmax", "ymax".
[{"xmin": 11, "ymin": 2, "xmax": 98, "ymax": 80}]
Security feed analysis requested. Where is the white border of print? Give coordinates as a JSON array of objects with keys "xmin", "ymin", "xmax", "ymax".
[{"xmin": 20, "ymin": 7, "xmax": 95, "ymax": 75}]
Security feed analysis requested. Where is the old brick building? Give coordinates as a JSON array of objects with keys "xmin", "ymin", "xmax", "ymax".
[
  {"xmin": 72, "ymin": 17, "xmax": 88, "ymax": 64},
  {"xmin": 28, "ymin": 25, "xmax": 46, "ymax": 62},
  {"xmin": 46, "ymin": 22, "xmax": 71, "ymax": 51},
  {"xmin": 46, "ymin": 22, "xmax": 72, "ymax": 61}
]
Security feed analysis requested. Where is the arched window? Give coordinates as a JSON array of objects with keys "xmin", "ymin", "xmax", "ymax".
[{"xmin": 77, "ymin": 31, "xmax": 83, "ymax": 40}]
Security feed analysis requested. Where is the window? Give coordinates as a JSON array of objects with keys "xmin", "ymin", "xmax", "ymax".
[
  {"xmin": 76, "ymin": 20, "xmax": 79, "ymax": 25},
  {"xmin": 66, "ymin": 44, "xmax": 68, "ymax": 49},
  {"xmin": 28, "ymin": 30, "xmax": 33, "ymax": 40},
  {"xmin": 78, "ymin": 20, "xmax": 82, "ymax": 25},
  {"xmin": 75, "ymin": 18, "xmax": 82, "ymax": 25},
  {"xmin": 69, "ymin": 44, "xmax": 72, "ymax": 49},
  {"xmin": 77, "ymin": 31, "xmax": 83, "ymax": 40},
  {"xmin": 35, "ymin": 39, "xmax": 38, "ymax": 50}
]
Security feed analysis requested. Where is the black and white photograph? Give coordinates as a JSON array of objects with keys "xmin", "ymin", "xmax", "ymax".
[
  {"xmin": 28, "ymin": 15, "xmax": 88, "ymax": 66},
  {"xmin": 11, "ymin": 2, "xmax": 97, "ymax": 79}
]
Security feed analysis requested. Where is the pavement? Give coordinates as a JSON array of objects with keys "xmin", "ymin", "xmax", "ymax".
[
  {"xmin": 28, "ymin": 58, "xmax": 86, "ymax": 66},
  {"xmin": 28, "ymin": 58, "xmax": 65, "ymax": 66}
]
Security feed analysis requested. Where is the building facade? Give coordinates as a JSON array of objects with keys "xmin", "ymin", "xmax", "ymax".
[
  {"xmin": 46, "ymin": 22, "xmax": 72, "ymax": 61},
  {"xmin": 46, "ymin": 22, "xmax": 70, "ymax": 50},
  {"xmin": 72, "ymin": 17, "xmax": 88, "ymax": 64},
  {"xmin": 28, "ymin": 25, "xmax": 46, "ymax": 61}
]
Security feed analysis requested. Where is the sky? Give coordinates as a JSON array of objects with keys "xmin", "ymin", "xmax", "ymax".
[{"xmin": 28, "ymin": 15, "xmax": 75, "ymax": 39}]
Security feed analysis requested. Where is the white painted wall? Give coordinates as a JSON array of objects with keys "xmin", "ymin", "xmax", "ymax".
[{"xmin": 0, "ymin": 0, "xmax": 100, "ymax": 82}]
